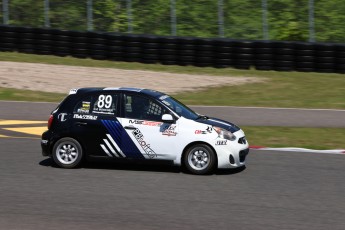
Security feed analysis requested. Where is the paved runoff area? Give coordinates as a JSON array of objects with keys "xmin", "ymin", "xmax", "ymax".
[{"xmin": 0, "ymin": 119, "xmax": 46, "ymax": 138}]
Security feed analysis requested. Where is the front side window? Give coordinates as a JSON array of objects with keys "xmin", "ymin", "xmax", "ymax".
[
  {"xmin": 124, "ymin": 94, "xmax": 167, "ymax": 121},
  {"xmin": 159, "ymin": 95, "xmax": 198, "ymax": 120}
]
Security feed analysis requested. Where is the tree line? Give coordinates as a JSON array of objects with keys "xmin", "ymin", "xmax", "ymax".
[{"xmin": 0, "ymin": 0, "xmax": 344, "ymax": 43}]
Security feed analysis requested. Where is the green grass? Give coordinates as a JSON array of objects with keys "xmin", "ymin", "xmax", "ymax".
[
  {"xmin": 0, "ymin": 51, "xmax": 344, "ymax": 109},
  {"xmin": 0, "ymin": 87, "xmax": 65, "ymax": 102},
  {"xmin": 174, "ymin": 73, "xmax": 345, "ymax": 109},
  {"xmin": 243, "ymin": 126, "xmax": 345, "ymax": 150}
]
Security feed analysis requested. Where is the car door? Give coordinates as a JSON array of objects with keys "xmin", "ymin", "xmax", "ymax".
[
  {"xmin": 71, "ymin": 92, "xmax": 121, "ymax": 158},
  {"xmin": 117, "ymin": 93, "xmax": 178, "ymax": 160}
]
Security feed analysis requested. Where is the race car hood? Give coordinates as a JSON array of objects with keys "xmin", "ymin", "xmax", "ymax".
[{"xmin": 195, "ymin": 117, "xmax": 240, "ymax": 133}]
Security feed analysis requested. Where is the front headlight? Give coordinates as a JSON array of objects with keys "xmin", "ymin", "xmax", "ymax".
[{"xmin": 214, "ymin": 127, "xmax": 236, "ymax": 141}]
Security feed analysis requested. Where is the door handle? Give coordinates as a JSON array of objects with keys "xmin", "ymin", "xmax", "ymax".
[
  {"xmin": 75, "ymin": 122, "xmax": 87, "ymax": 126},
  {"xmin": 124, "ymin": 126, "xmax": 136, "ymax": 130}
]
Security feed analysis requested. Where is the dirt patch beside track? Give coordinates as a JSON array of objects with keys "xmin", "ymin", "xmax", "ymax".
[{"xmin": 0, "ymin": 61, "xmax": 263, "ymax": 94}]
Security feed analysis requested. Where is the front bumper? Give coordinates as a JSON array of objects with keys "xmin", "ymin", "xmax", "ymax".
[{"xmin": 216, "ymin": 131, "xmax": 249, "ymax": 169}]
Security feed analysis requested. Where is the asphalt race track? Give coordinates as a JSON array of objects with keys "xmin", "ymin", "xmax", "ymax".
[{"xmin": 0, "ymin": 101, "xmax": 345, "ymax": 230}]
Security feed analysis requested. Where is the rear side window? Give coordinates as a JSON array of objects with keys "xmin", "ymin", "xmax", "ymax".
[
  {"xmin": 74, "ymin": 96, "xmax": 92, "ymax": 114},
  {"xmin": 92, "ymin": 94, "xmax": 118, "ymax": 115},
  {"xmin": 73, "ymin": 94, "xmax": 119, "ymax": 116}
]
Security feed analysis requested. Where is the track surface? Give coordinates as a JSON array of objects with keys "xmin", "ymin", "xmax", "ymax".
[
  {"xmin": 1, "ymin": 101, "xmax": 345, "ymax": 127},
  {"xmin": 0, "ymin": 101, "xmax": 345, "ymax": 230}
]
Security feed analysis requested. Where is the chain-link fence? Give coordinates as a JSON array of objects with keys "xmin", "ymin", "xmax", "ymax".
[{"xmin": 1, "ymin": 0, "xmax": 345, "ymax": 43}]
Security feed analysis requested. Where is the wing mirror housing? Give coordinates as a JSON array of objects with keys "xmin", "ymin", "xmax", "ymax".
[{"xmin": 162, "ymin": 114, "xmax": 174, "ymax": 123}]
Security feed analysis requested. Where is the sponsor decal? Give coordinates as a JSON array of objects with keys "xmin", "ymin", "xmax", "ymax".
[
  {"xmin": 132, "ymin": 128, "xmax": 157, "ymax": 158},
  {"xmin": 162, "ymin": 125, "xmax": 177, "ymax": 136},
  {"xmin": 195, "ymin": 130, "xmax": 206, "ymax": 134},
  {"xmin": 73, "ymin": 114, "xmax": 98, "ymax": 120},
  {"xmin": 195, "ymin": 126, "xmax": 213, "ymax": 134},
  {"xmin": 129, "ymin": 120, "xmax": 162, "ymax": 127},
  {"xmin": 215, "ymin": 140, "xmax": 227, "ymax": 145},
  {"xmin": 78, "ymin": 101, "xmax": 90, "ymax": 114},
  {"xmin": 58, "ymin": 113, "xmax": 68, "ymax": 122},
  {"xmin": 69, "ymin": 88, "xmax": 78, "ymax": 95},
  {"xmin": 159, "ymin": 95, "xmax": 169, "ymax": 100}
]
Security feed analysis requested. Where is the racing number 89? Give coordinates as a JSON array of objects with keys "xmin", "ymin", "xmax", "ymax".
[{"xmin": 97, "ymin": 95, "xmax": 112, "ymax": 109}]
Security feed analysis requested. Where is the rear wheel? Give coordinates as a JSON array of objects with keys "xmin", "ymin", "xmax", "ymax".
[
  {"xmin": 184, "ymin": 144, "xmax": 216, "ymax": 175},
  {"xmin": 52, "ymin": 137, "xmax": 83, "ymax": 168}
]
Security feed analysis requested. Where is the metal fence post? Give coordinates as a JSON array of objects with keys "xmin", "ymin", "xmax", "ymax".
[
  {"xmin": 262, "ymin": 0, "xmax": 269, "ymax": 40},
  {"xmin": 87, "ymin": 0, "xmax": 93, "ymax": 31},
  {"xmin": 218, "ymin": 0, "xmax": 224, "ymax": 38},
  {"xmin": 3, "ymin": 0, "xmax": 9, "ymax": 25},
  {"xmin": 126, "ymin": 0, "xmax": 133, "ymax": 33},
  {"xmin": 170, "ymin": 0, "xmax": 176, "ymax": 36},
  {"xmin": 309, "ymin": 0, "xmax": 315, "ymax": 42},
  {"xmin": 44, "ymin": 0, "xmax": 50, "ymax": 28}
]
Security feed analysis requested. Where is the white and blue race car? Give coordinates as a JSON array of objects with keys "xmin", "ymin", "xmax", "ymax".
[{"xmin": 41, "ymin": 87, "xmax": 249, "ymax": 174}]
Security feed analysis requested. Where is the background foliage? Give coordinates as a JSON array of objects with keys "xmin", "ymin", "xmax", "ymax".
[{"xmin": 0, "ymin": 0, "xmax": 344, "ymax": 42}]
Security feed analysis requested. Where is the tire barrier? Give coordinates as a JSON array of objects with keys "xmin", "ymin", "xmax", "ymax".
[{"xmin": 0, "ymin": 25, "xmax": 344, "ymax": 74}]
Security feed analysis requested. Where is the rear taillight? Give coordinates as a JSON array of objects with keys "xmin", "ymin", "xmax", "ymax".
[{"xmin": 48, "ymin": 115, "xmax": 53, "ymax": 129}]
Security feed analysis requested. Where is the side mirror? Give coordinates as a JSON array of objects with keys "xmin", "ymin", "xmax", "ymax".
[{"xmin": 162, "ymin": 114, "xmax": 174, "ymax": 123}]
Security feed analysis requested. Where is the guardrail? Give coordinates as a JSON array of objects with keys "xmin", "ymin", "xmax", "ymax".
[{"xmin": 1, "ymin": 25, "xmax": 344, "ymax": 74}]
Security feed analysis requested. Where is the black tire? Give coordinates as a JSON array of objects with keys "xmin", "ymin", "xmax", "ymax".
[
  {"xmin": 296, "ymin": 61, "xmax": 314, "ymax": 68},
  {"xmin": 178, "ymin": 49, "xmax": 195, "ymax": 56},
  {"xmin": 184, "ymin": 144, "xmax": 216, "ymax": 175},
  {"xmin": 274, "ymin": 66, "xmax": 294, "ymax": 72},
  {"xmin": 159, "ymin": 49, "xmax": 176, "ymax": 55},
  {"xmin": 179, "ymin": 55, "xmax": 195, "ymax": 62},
  {"xmin": 215, "ymin": 58, "xmax": 233, "ymax": 65},
  {"xmin": 296, "ymin": 49, "xmax": 314, "ymax": 56},
  {"xmin": 315, "ymin": 50, "xmax": 334, "ymax": 57},
  {"xmin": 52, "ymin": 137, "xmax": 84, "ymax": 169},
  {"xmin": 215, "ymin": 52, "xmax": 232, "ymax": 59},
  {"xmin": 255, "ymin": 53, "xmax": 273, "ymax": 60},
  {"xmin": 274, "ymin": 60, "xmax": 294, "ymax": 68},
  {"xmin": 215, "ymin": 46, "xmax": 232, "ymax": 53},
  {"xmin": 275, "ymin": 48, "xmax": 294, "ymax": 55},
  {"xmin": 142, "ymin": 48, "xmax": 159, "ymax": 54},
  {"xmin": 275, "ymin": 54, "xmax": 294, "ymax": 61},
  {"xmin": 142, "ymin": 43, "xmax": 159, "ymax": 49},
  {"xmin": 296, "ymin": 56, "xmax": 314, "ymax": 62}
]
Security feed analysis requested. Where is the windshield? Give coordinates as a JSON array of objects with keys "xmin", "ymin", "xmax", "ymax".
[{"xmin": 159, "ymin": 95, "xmax": 199, "ymax": 120}]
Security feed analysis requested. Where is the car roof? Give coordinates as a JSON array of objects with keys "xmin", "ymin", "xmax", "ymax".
[{"xmin": 69, "ymin": 87, "xmax": 166, "ymax": 99}]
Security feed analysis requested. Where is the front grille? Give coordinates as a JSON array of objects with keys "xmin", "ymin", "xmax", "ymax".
[
  {"xmin": 238, "ymin": 136, "xmax": 247, "ymax": 144},
  {"xmin": 239, "ymin": 148, "xmax": 249, "ymax": 162}
]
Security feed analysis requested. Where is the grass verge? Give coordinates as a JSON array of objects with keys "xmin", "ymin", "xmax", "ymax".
[
  {"xmin": 0, "ymin": 52, "xmax": 345, "ymax": 109},
  {"xmin": 0, "ymin": 87, "xmax": 65, "ymax": 102},
  {"xmin": 244, "ymin": 126, "xmax": 345, "ymax": 150}
]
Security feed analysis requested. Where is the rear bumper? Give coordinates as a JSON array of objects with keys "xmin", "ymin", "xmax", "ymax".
[{"xmin": 41, "ymin": 130, "xmax": 52, "ymax": 156}]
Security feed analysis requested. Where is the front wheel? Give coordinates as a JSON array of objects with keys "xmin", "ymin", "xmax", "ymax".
[
  {"xmin": 52, "ymin": 137, "xmax": 83, "ymax": 169},
  {"xmin": 184, "ymin": 144, "xmax": 216, "ymax": 175}
]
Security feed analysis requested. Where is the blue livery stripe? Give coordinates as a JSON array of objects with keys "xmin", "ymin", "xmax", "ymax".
[{"xmin": 101, "ymin": 120, "xmax": 144, "ymax": 159}]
